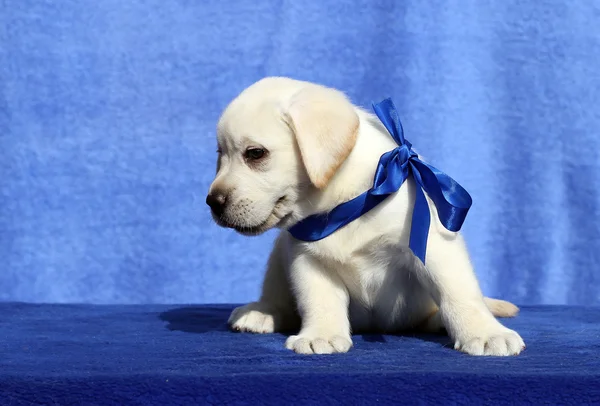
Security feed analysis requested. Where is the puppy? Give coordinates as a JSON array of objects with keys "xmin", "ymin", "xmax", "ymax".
[{"xmin": 207, "ymin": 77, "xmax": 525, "ymax": 356}]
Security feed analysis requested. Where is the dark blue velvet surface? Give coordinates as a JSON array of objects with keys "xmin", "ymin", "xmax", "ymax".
[
  {"xmin": 2, "ymin": 1, "xmax": 600, "ymax": 305},
  {"xmin": 1, "ymin": 303, "xmax": 598, "ymax": 405}
]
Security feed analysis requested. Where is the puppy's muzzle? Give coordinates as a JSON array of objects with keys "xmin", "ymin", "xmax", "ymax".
[{"xmin": 206, "ymin": 191, "xmax": 227, "ymax": 217}]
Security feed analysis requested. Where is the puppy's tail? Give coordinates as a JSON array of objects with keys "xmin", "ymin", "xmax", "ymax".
[{"xmin": 484, "ymin": 297, "xmax": 520, "ymax": 318}]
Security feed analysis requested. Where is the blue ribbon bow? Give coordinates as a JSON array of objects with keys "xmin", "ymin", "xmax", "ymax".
[{"xmin": 288, "ymin": 98, "xmax": 472, "ymax": 263}]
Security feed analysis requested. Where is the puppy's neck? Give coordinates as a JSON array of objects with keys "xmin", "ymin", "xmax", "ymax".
[{"xmin": 295, "ymin": 108, "xmax": 399, "ymax": 219}]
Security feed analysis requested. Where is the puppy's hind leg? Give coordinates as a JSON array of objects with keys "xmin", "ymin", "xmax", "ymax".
[
  {"xmin": 414, "ymin": 229, "xmax": 525, "ymax": 356},
  {"xmin": 419, "ymin": 297, "xmax": 520, "ymax": 333},
  {"xmin": 228, "ymin": 233, "xmax": 300, "ymax": 333}
]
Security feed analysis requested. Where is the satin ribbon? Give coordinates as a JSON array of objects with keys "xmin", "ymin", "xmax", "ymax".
[{"xmin": 288, "ymin": 98, "xmax": 472, "ymax": 263}]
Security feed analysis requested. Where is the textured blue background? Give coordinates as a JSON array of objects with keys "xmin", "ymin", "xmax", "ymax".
[{"xmin": 1, "ymin": 0, "xmax": 599, "ymax": 305}]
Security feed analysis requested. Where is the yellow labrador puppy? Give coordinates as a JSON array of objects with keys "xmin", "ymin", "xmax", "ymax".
[{"xmin": 207, "ymin": 77, "xmax": 525, "ymax": 356}]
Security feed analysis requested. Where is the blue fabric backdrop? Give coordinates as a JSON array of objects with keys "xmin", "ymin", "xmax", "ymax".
[{"xmin": 1, "ymin": 0, "xmax": 599, "ymax": 305}]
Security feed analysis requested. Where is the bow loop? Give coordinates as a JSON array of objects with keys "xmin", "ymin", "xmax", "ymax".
[
  {"xmin": 372, "ymin": 98, "xmax": 406, "ymax": 145},
  {"xmin": 288, "ymin": 97, "xmax": 472, "ymax": 264}
]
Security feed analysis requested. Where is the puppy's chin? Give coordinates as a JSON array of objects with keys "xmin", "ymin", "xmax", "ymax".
[
  {"xmin": 230, "ymin": 216, "xmax": 278, "ymax": 236},
  {"xmin": 213, "ymin": 210, "xmax": 288, "ymax": 237},
  {"xmin": 234, "ymin": 224, "xmax": 272, "ymax": 236},
  {"xmin": 212, "ymin": 196, "xmax": 294, "ymax": 236}
]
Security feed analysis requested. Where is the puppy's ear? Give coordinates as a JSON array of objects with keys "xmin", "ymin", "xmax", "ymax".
[{"xmin": 283, "ymin": 85, "xmax": 359, "ymax": 189}]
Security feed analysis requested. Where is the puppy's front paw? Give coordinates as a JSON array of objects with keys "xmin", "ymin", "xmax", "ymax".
[
  {"xmin": 454, "ymin": 324, "xmax": 525, "ymax": 356},
  {"xmin": 285, "ymin": 333, "xmax": 352, "ymax": 355},
  {"xmin": 228, "ymin": 302, "xmax": 277, "ymax": 333}
]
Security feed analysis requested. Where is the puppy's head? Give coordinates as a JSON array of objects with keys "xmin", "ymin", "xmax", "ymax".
[{"xmin": 207, "ymin": 77, "xmax": 359, "ymax": 235}]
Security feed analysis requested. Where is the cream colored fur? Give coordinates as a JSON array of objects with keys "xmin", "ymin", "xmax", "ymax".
[{"xmin": 209, "ymin": 77, "xmax": 525, "ymax": 356}]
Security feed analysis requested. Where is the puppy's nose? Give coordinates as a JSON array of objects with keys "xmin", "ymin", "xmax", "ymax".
[{"xmin": 206, "ymin": 192, "xmax": 227, "ymax": 216}]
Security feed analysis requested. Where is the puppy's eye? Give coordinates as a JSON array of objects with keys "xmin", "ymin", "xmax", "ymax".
[{"xmin": 245, "ymin": 148, "xmax": 266, "ymax": 160}]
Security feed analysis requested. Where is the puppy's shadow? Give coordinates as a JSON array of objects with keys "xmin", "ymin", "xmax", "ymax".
[
  {"xmin": 159, "ymin": 307, "xmax": 452, "ymax": 349},
  {"xmin": 408, "ymin": 332, "xmax": 452, "ymax": 347},
  {"xmin": 360, "ymin": 331, "xmax": 452, "ymax": 348},
  {"xmin": 159, "ymin": 306, "xmax": 231, "ymax": 333}
]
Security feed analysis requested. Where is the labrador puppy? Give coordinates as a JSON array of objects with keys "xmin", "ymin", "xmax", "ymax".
[{"xmin": 207, "ymin": 77, "xmax": 525, "ymax": 356}]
